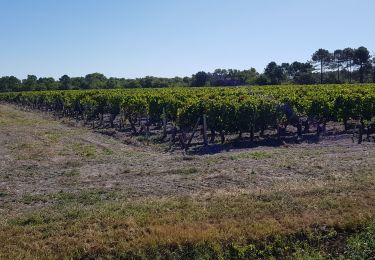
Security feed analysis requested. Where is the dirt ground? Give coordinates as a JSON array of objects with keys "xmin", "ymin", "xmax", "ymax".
[{"xmin": 1, "ymin": 103, "xmax": 374, "ymax": 216}]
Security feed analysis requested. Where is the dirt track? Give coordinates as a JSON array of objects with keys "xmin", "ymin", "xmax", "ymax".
[{"xmin": 1, "ymin": 104, "xmax": 375, "ymax": 215}]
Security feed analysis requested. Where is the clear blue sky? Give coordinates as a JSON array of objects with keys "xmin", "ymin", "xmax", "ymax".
[{"xmin": 0, "ymin": 0, "xmax": 374, "ymax": 79}]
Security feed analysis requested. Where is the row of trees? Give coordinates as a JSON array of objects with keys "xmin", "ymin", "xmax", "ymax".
[
  {"xmin": 192, "ymin": 46, "xmax": 374, "ymax": 87},
  {"xmin": 257, "ymin": 46, "xmax": 374, "ymax": 86},
  {"xmin": 0, "ymin": 70, "xmax": 260, "ymax": 92},
  {"xmin": 311, "ymin": 47, "xmax": 373, "ymax": 84},
  {"xmin": 0, "ymin": 46, "xmax": 374, "ymax": 92},
  {"xmin": 0, "ymin": 74, "xmax": 191, "ymax": 92}
]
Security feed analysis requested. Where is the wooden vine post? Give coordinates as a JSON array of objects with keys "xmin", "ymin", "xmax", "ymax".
[
  {"xmin": 162, "ymin": 107, "xmax": 167, "ymax": 139},
  {"xmin": 203, "ymin": 114, "xmax": 208, "ymax": 146},
  {"xmin": 146, "ymin": 116, "xmax": 150, "ymax": 145},
  {"xmin": 185, "ymin": 117, "xmax": 201, "ymax": 150}
]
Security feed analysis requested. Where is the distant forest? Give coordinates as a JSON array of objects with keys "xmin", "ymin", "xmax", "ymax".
[{"xmin": 1, "ymin": 46, "xmax": 374, "ymax": 92}]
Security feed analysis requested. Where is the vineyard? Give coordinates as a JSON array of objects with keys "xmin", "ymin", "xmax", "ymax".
[
  {"xmin": 1, "ymin": 84, "xmax": 375, "ymax": 149},
  {"xmin": 1, "ymin": 85, "xmax": 375, "ymax": 259}
]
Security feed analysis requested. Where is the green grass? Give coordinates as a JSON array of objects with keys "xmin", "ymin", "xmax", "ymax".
[
  {"xmin": 50, "ymin": 190, "xmax": 118, "ymax": 206},
  {"xmin": 345, "ymin": 221, "xmax": 375, "ymax": 259},
  {"xmin": 102, "ymin": 147, "xmax": 114, "ymax": 155},
  {"xmin": 9, "ymin": 141, "xmax": 56, "ymax": 161},
  {"xmin": 71, "ymin": 143, "xmax": 97, "ymax": 158},
  {"xmin": 43, "ymin": 131, "xmax": 63, "ymax": 143}
]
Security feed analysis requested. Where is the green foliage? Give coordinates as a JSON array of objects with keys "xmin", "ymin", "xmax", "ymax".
[
  {"xmin": 1, "ymin": 84, "xmax": 375, "ymax": 138},
  {"xmin": 345, "ymin": 221, "xmax": 375, "ymax": 259}
]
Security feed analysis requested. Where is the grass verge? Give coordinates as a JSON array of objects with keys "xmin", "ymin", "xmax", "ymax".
[{"xmin": 1, "ymin": 172, "xmax": 374, "ymax": 259}]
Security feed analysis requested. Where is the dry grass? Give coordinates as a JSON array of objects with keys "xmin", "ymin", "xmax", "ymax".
[{"xmin": 1, "ymin": 171, "xmax": 374, "ymax": 259}]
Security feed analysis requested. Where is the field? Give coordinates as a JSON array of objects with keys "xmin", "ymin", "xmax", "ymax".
[{"xmin": 0, "ymin": 85, "xmax": 375, "ymax": 259}]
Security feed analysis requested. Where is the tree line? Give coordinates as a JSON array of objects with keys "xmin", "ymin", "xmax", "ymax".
[{"xmin": 0, "ymin": 46, "xmax": 374, "ymax": 92}]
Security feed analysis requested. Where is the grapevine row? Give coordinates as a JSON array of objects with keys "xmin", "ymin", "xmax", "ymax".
[{"xmin": 1, "ymin": 84, "xmax": 374, "ymax": 146}]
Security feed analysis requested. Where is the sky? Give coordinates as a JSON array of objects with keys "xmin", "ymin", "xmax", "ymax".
[{"xmin": 0, "ymin": 0, "xmax": 374, "ymax": 79}]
